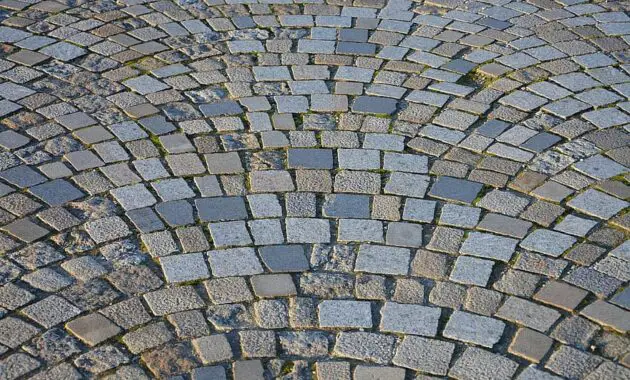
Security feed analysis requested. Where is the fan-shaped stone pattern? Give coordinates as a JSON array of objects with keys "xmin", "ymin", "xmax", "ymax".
[{"xmin": 0, "ymin": 0, "xmax": 628, "ymax": 379}]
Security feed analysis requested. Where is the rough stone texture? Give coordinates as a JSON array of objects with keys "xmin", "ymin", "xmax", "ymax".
[{"xmin": 0, "ymin": 2, "xmax": 627, "ymax": 378}]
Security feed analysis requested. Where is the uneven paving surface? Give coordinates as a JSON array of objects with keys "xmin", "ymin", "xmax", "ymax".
[{"xmin": 0, "ymin": 0, "xmax": 629, "ymax": 379}]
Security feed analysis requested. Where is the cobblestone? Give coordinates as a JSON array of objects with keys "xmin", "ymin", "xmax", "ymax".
[{"xmin": 0, "ymin": 1, "xmax": 628, "ymax": 377}]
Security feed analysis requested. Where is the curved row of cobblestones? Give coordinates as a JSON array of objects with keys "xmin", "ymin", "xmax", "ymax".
[{"xmin": 0, "ymin": 0, "xmax": 629, "ymax": 379}]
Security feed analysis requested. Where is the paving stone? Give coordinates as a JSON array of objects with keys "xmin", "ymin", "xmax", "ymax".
[
  {"xmin": 123, "ymin": 75, "xmax": 169, "ymax": 95},
  {"xmin": 333, "ymin": 332, "xmax": 395, "ymax": 364},
  {"xmin": 286, "ymin": 218, "xmax": 330, "ymax": 244},
  {"xmin": 66, "ymin": 313, "xmax": 121, "ymax": 346},
  {"xmin": 574, "ymin": 154, "xmax": 628, "ymax": 180},
  {"xmin": 352, "ymin": 96, "xmax": 398, "ymax": 115},
  {"xmin": 393, "ymin": 336, "xmax": 454, "ymax": 375},
  {"xmin": 160, "ymin": 253, "xmax": 209, "ymax": 283},
  {"xmin": 323, "ymin": 194, "xmax": 370, "ymax": 218},
  {"xmin": 319, "ymin": 300, "xmax": 372, "ymax": 328},
  {"xmin": 580, "ymin": 300, "xmax": 630, "ymax": 333},
  {"xmin": 0, "ymin": 353, "xmax": 41, "ymax": 379},
  {"xmin": 460, "ymin": 232, "xmax": 518, "ymax": 262},
  {"xmin": 551, "ymin": 315, "xmax": 598, "ymax": 349},
  {"xmin": 258, "ymin": 245, "xmax": 309, "ymax": 272},
  {"xmin": 0, "ymin": 317, "xmax": 39, "ymax": 348},
  {"xmin": 520, "ymin": 229, "xmax": 576, "ymax": 257},
  {"xmin": 477, "ymin": 213, "xmax": 531, "ymax": 238},
  {"xmin": 249, "ymin": 171, "xmax": 294, "ymax": 193},
  {"xmin": 193, "ymin": 334, "xmax": 233, "ymax": 364},
  {"xmin": 110, "ymin": 184, "xmax": 156, "ymax": 210},
  {"xmin": 1, "ymin": 1, "xmax": 628, "ymax": 372},
  {"xmin": 545, "ymin": 345, "xmax": 603, "ymax": 379},
  {"xmin": 443, "ymin": 311, "xmax": 505, "ymax": 348},
  {"xmin": 385, "ymin": 222, "xmax": 423, "ymax": 248},
  {"xmin": 143, "ymin": 286, "xmax": 204, "ymax": 316},
  {"xmin": 508, "ymin": 328, "xmax": 553, "ymax": 363},
  {"xmin": 402, "ymin": 199, "xmax": 436, "ymax": 223},
  {"xmin": 84, "ymin": 216, "xmax": 130, "ymax": 244},
  {"xmin": 496, "ymin": 296, "xmax": 561, "ymax": 333},
  {"xmin": 449, "ymin": 347, "xmax": 519, "ymax": 380},
  {"xmin": 74, "ymin": 345, "xmax": 129, "ymax": 375},
  {"xmin": 380, "ymin": 302, "xmax": 440, "ymax": 336},
  {"xmin": 477, "ymin": 190, "xmax": 530, "ymax": 217},
  {"xmin": 355, "ymin": 244, "xmax": 410, "ymax": 275},
  {"xmin": 195, "ymin": 197, "xmax": 247, "ymax": 222},
  {"xmin": 429, "ymin": 176, "xmax": 483, "ymax": 204},
  {"xmin": 207, "ymin": 248, "xmax": 263, "ymax": 277},
  {"xmin": 22, "ymin": 295, "xmax": 81, "ymax": 328},
  {"xmin": 288, "ymin": 149, "xmax": 333, "ymax": 169}
]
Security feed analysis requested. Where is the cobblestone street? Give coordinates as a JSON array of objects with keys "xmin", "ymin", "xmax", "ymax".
[{"xmin": 0, "ymin": 0, "xmax": 629, "ymax": 378}]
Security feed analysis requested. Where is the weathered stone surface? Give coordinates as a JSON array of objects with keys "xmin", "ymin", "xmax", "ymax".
[{"xmin": 1, "ymin": 1, "xmax": 626, "ymax": 375}]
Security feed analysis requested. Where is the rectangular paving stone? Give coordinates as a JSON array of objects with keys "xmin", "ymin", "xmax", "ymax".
[
  {"xmin": 499, "ymin": 90, "xmax": 548, "ymax": 112},
  {"xmin": 123, "ymin": 75, "xmax": 168, "ymax": 95},
  {"xmin": 286, "ymin": 218, "xmax": 330, "ymax": 244},
  {"xmin": 322, "ymin": 194, "xmax": 370, "ymax": 219},
  {"xmin": 580, "ymin": 300, "xmax": 630, "ymax": 333},
  {"xmin": 354, "ymin": 366, "xmax": 404, "ymax": 380},
  {"xmin": 249, "ymin": 171, "xmax": 294, "ymax": 193},
  {"xmin": 380, "ymin": 302, "xmax": 441, "ymax": 336},
  {"xmin": 333, "ymin": 331, "xmax": 395, "ymax": 365},
  {"xmin": 208, "ymin": 221, "xmax": 252, "ymax": 247},
  {"xmin": 520, "ymin": 229, "xmax": 576, "ymax": 257},
  {"xmin": 199, "ymin": 100, "xmax": 243, "ymax": 117},
  {"xmin": 0, "ymin": 165, "xmax": 46, "ymax": 188},
  {"xmin": 460, "ymin": 232, "xmax": 518, "ymax": 262},
  {"xmin": 252, "ymin": 66, "xmax": 291, "ymax": 81},
  {"xmin": 439, "ymin": 204, "xmax": 481, "ymax": 229},
  {"xmin": 393, "ymin": 336, "xmax": 454, "ymax": 376},
  {"xmin": 110, "ymin": 184, "xmax": 156, "ymax": 210},
  {"xmin": 384, "ymin": 172, "xmax": 430, "ymax": 198},
  {"xmin": 573, "ymin": 154, "xmax": 627, "ymax": 180},
  {"xmin": 143, "ymin": 286, "xmax": 204, "ymax": 316},
  {"xmin": 386, "ymin": 222, "xmax": 423, "ymax": 248},
  {"xmin": 66, "ymin": 313, "xmax": 121, "ymax": 346},
  {"xmin": 496, "ymin": 296, "xmax": 561, "ymax": 333},
  {"xmin": 205, "ymin": 152, "xmax": 243, "ymax": 174},
  {"xmin": 207, "ymin": 248, "xmax": 263, "ymax": 277},
  {"xmin": 567, "ymin": 189, "xmax": 628, "ymax": 219},
  {"xmin": 402, "ymin": 199, "xmax": 436, "ymax": 223},
  {"xmin": 443, "ymin": 311, "xmax": 505, "ymax": 348},
  {"xmin": 195, "ymin": 197, "xmax": 247, "ymax": 222},
  {"xmin": 258, "ymin": 245, "xmax": 309, "ymax": 273},
  {"xmin": 318, "ymin": 300, "xmax": 372, "ymax": 328},
  {"xmin": 335, "ymin": 66, "xmax": 374, "ymax": 83},
  {"xmin": 354, "ymin": 244, "xmax": 411, "ymax": 275},
  {"xmin": 297, "ymin": 40, "xmax": 335, "ymax": 54},
  {"xmin": 22, "ymin": 295, "xmax": 81, "ymax": 328},
  {"xmin": 40, "ymin": 41, "xmax": 86, "ymax": 61},
  {"xmin": 352, "ymin": 96, "xmax": 398, "ymax": 115},
  {"xmin": 160, "ymin": 253, "xmax": 210, "ymax": 283},
  {"xmin": 288, "ymin": 149, "xmax": 333, "ymax": 169},
  {"xmin": 337, "ymin": 219, "xmax": 383, "ymax": 243},
  {"xmin": 450, "ymin": 256, "xmax": 494, "ymax": 287},
  {"xmin": 0, "ymin": 317, "xmax": 39, "ymax": 348},
  {"xmin": 428, "ymin": 176, "xmax": 483, "ymax": 204},
  {"xmin": 449, "ymin": 347, "xmax": 519, "ymax": 380},
  {"xmin": 534, "ymin": 280, "xmax": 588, "ymax": 312},
  {"xmin": 383, "ymin": 152, "xmax": 429, "ymax": 173},
  {"xmin": 193, "ymin": 334, "xmax": 233, "ymax": 365},
  {"xmin": 29, "ymin": 179, "xmax": 84, "ymax": 206},
  {"xmin": 122, "ymin": 322, "xmax": 173, "ymax": 354},
  {"xmin": 337, "ymin": 149, "xmax": 380, "ymax": 170},
  {"xmin": 84, "ymin": 216, "xmax": 130, "ymax": 244},
  {"xmin": 508, "ymin": 328, "xmax": 553, "ymax": 364}
]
